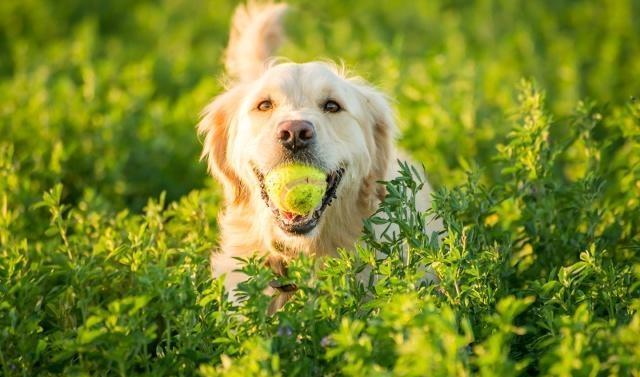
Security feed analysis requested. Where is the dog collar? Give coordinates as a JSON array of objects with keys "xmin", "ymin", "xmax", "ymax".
[{"xmin": 269, "ymin": 280, "xmax": 298, "ymax": 293}]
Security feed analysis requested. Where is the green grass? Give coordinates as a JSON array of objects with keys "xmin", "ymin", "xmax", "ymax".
[{"xmin": 1, "ymin": 0, "xmax": 639, "ymax": 375}]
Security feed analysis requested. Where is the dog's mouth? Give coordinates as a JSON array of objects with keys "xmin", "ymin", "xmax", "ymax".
[{"xmin": 253, "ymin": 165, "xmax": 345, "ymax": 235}]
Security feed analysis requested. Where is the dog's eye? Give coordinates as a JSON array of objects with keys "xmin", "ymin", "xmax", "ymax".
[
  {"xmin": 323, "ymin": 100, "xmax": 342, "ymax": 113},
  {"xmin": 257, "ymin": 100, "xmax": 273, "ymax": 111}
]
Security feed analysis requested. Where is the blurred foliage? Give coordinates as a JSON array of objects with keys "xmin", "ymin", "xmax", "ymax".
[{"xmin": 1, "ymin": 0, "xmax": 639, "ymax": 375}]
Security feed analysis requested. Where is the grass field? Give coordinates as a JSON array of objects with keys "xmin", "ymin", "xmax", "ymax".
[{"xmin": 1, "ymin": 0, "xmax": 639, "ymax": 375}]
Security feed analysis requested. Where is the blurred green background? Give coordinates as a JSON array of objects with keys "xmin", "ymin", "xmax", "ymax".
[{"xmin": 2, "ymin": 0, "xmax": 638, "ymax": 212}]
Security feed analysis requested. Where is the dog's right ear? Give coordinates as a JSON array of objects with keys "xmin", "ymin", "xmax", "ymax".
[{"xmin": 198, "ymin": 86, "xmax": 248, "ymax": 204}]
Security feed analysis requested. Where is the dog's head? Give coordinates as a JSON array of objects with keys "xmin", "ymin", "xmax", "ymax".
[{"xmin": 199, "ymin": 61, "xmax": 393, "ymax": 245}]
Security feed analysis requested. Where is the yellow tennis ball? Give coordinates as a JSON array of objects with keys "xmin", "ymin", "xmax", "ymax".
[{"xmin": 265, "ymin": 164, "xmax": 327, "ymax": 216}]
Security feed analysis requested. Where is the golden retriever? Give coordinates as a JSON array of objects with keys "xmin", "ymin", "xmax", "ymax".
[{"xmin": 198, "ymin": 2, "xmax": 438, "ymax": 308}]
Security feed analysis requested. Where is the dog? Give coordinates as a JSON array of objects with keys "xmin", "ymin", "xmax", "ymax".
[{"xmin": 198, "ymin": 2, "xmax": 439, "ymax": 309}]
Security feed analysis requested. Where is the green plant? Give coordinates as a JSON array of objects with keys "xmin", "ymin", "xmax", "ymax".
[{"xmin": 1, "ymin": 0, "xmax": 639, "ymax": 375}]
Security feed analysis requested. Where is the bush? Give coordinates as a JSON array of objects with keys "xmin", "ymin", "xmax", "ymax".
[{"xmin": 1, "ymin": 0, "xmax": 639, "ymax": 375}]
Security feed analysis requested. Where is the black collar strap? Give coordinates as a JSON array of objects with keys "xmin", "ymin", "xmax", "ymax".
[{"xmin": 269, "ymin": 280, "xmax": 298, "ymax": 293}]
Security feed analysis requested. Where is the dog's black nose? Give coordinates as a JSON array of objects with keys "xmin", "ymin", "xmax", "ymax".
[{"xmin": 277, "ymin": 120, "xmax": 315, "ymax": 151}]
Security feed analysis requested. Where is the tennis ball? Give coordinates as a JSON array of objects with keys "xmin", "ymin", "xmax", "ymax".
[{"xmin": 265, "ymin": 164, "xmax": 327, "ymax": 216}]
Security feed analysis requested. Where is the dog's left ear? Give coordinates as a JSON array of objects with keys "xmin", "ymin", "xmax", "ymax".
[
  {"xmin": 198, "ymin": 85, "xmax": 248, "ymax": 204},
  {"xmin": 354, "ymin": 83, "xmax": 395, "ymax": 201}
]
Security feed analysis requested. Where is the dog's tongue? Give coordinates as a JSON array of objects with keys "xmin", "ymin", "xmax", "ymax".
[{"xmin": 282, "ymin": 211, "xmax": 304, "ymax": 222}]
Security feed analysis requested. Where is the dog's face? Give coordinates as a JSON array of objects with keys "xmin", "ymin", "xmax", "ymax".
[{"xmin": 199, "ymin": 62, "xmax": 393, "ymax": 243}]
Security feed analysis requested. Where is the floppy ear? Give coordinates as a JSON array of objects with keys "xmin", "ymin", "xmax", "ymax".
[
  {"xmin": 198, "ymin": 86, "xmax": 248, "ymax": 204},
  {"xmin": 355, "ymin": 83, "xmax": 396, "ymax": 201}
]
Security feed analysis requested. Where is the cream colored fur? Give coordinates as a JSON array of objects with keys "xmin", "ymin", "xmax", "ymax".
[{"xmin": 198, "ymin": 2, "xmax": 440, "ymax": 304}]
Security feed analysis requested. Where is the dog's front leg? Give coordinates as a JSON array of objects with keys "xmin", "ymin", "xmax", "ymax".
[{"xmin": 210, "ymin": 250, "xmax": 248, "ymax": 304}]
